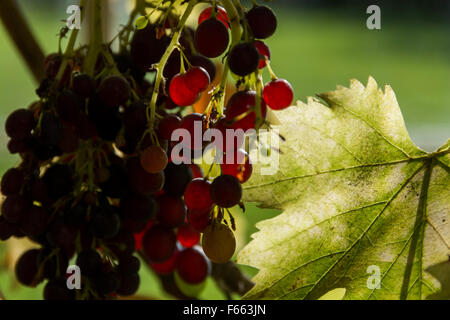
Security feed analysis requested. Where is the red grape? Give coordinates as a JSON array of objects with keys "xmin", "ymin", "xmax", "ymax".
[
  {"xmin": 184, "ymin": 178, "xmax": 214, "ymax": 211},
  {"xmin": 198, "ymin": 6, "xmax": 229, "ymax": 28},
  {"xmin": 263, "ymin": 79, "xmax": 294, "ymax": 110}
]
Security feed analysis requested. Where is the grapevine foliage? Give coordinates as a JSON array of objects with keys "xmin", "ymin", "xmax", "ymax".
[{"xmin": 238, "ymin": 77, "xmax": 450, "ymax": 300}]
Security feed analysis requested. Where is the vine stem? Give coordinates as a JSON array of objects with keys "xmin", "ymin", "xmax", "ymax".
[
  {"xmin": 56, "ymin": 0, "xmax": 88, "ymax": 81},
  {"xmin": 146, "ymin": 0, "xmax": 198, "ymax": 128},
  {"xmin": 83, "ymin": 0, "xmax": 103, "ymax": 76},
  {"xmin": 0, "ymin": 0, "xmax": 45, "ymax": 82},
  {"xmin": 216, "ymin": 0, "xmax": 241, "ymax": 115}
]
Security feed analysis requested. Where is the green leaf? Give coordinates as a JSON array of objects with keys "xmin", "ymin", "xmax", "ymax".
[
  {"xmin": 238, "ymin": 77, "xmax": 450, "ymax": 300},
  {"xmin": 135, "ymin": 16, "xmax": 149, "ymax": 30}
]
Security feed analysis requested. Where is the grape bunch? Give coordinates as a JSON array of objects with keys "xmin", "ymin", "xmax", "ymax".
[{"xmin": 0, "ymin": 0, "xmax": 293, "ymax": 300}]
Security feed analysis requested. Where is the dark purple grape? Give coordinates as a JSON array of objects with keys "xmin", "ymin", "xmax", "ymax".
[
  {"xmin": 130, "ymin": 25, "xmax": 170, "ymax": 70},
  {"xmin": 39, "ymin": 248, "xmax": 69, "ymax": 279},
  {"xmin": 163, "ymin": 163, "xmax": 193, "ymax": 197},
  {"xmin": 56, "ymin": 90, "xmax": 82, "ymax": 122},
  {"xmin": 117, "ymin": 273, "xmax": 140, "ymax": 296},
  {"xmin": 120, "ymin": 193, "xmax": 156, "ymax": 221},
  {"xmin": 5, "ymin": 109, "xmax": 35, "ymax": 140},
  {"xmin": 128, "ymin": 157, "xmax": 165, "ymax": 196},
  {"xmin": 20, "ymin": 205, "xmax": 49, "ymax": 237},
  {"xmin": 38, "ymin": 113, "xmax": 63, "ymax": 146},
  {"xmin": 42, "ymin": 164, "xmax": 73, "ymax": 199},
  {"xmin": 118, "ymin": 255, "xmax": 140, "ymax": 274},
  {"xmin": 246, "ymin": 5, "xmax": 277, "ymax": 39},
  {"xmin": 0, "ymin": 216, "xmax": 16, "ymax": 241},
  {"xmin": 72, "ymin": 73, "xmax": 96, "ymax": 98},
  {"xmin": 76, "ymin": 250, "xmax": 103, "ymax": 278},
  {"xmin": 94, "ymin": 270, "xmax": 121, "ymax": 295},
  {"xmin": 1, "ymin": 194, "xmax": 30, "ymax": 223},
  {"xmin": 194, "ymin": 18, "xmax": 229, "ymax": 58},
  {"xmin": 89, "ymin": 206, "xmax": 121, "ymax": 239},
  {"xmin": 157, "ymin": 195, "xmax": 186, "ymax": 228},
  {"xmin": 15, "ymin": 249, "xmax": 42, "ymax": 287},
  {"xmin": 7, "ymin": 139, "xmax": 31, "ymax": 154},
  {"xmin": 98, "ymin": 75, "xmax": 131, "ymax": 108},
  {"xmin": 210, "ymin": 174, "xmax": 242, "ymax": 208},
  {"xmin": 100, "ymin": 164, "xmax": 129, "ymax": 199},
  {"xmin": 43, "ymin": 277, "xmax": 75, "ymax": 300},
  {"xmin": 228, "ymin": 43, "xmax": 260, "ymax": 76},
  {"xmin": 59, "ymin": 125, "xmax": 79, "ymax": 153},
  {"xmin": 1, "ymin": 168, "xmax": 24, "ymax": 195}
]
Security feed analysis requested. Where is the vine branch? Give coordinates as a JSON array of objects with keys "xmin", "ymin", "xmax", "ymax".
[{"xmin": 0, "ymin": 0, "xmax": 45, "ymax": 83}]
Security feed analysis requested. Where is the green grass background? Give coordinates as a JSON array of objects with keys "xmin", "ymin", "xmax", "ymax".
[{"xmin": 0, "ymin": 1, "xmax": 449, "ymax": 299}]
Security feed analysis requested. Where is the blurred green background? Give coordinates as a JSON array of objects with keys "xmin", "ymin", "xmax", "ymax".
[{"xmin": 0, "ymin": 0, "xmax": 449, "ymax": 299}]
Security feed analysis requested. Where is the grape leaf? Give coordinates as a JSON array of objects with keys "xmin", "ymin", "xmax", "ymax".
[{"xmin": 238, "ymin": 77, "xmax": 450, "ymax": 300}]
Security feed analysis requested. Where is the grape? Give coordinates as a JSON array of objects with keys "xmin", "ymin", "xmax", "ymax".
[
  {"xmin": 163, "ymin": 163, "xmax": 193, "ymax": 197},
  {"xmin": 128, "ymin": 157, "xmax": 165, "ymax": 195},
  {"xmin": 254, "ymin": 40, "xmax": 271, "ymax": 69},
  {"xmin": 64, "ymin": 204, "xmax": 87, "ymax": 226},
  {"xmin": 123, "ymin": 100, "xmax": 147, "ymax": 141},
  {"xmin": 76, "ymin": 113, "xmax": 98, "ymax": 140},
  {"xmin": 210, "ymin": 175, "xmax": 242, "ymax": 208},
  {"xmin": 59, "ymin": 125, "xmax": 79, "ymax": 153},
  {"xmin": 106, "ymin": 230, "xmax": 136, "ymax": 258},
  {"xmin": 263, "ymin": 79, "xmax": 294, "ymax": 110},
  {"xmin": 142, "ymin": 224, "xmax": 177, "ymax": 262},
  {"xmin": 228, "ymin": 43, "xmax": 260, "ymax": 77},
  {"xmin": 5, "ymin": 109, "xmax": 35, "ymax": 140},
  {"xmin": 43, "ymin": 277, "xmax": 75, "ymax": 300},
  {"xmin": 76, "ymin": 250, "xmax": 103, "ymax": 278},
  {"xmin": 100, "ymin": 164, "xmax": 128, "ymax": 198},
  {"xmin": 42, "ymin": 164, "xmax": 73, "ymax": 199},
  {"xmin": 114, "ymin": 52, "xmax": 146, "ymax": 84},
  {"xmin": 2, "ymin": 194, "xmax": 30, "ymax": 223},
  {"xmin": 117, "ymin": 273, "xmax": 140, "ymax": 296},
  {"xmin": 246, "ymin": 5, "xmax": 277, "ymax": 39},
  {"xmin": 94, "ymin": 270, "xmax": 121, "ymax": 295},
  {"xmin": 0, "ymin": 216, "xmax": 16, "ymax": 241},
  {"xmin": 1, "ymin": 168, "xmax": 24, "ymax": 195},
  {"xmin": 169, "ymin": 73, "xmax": 199, "ymax": 107},
  {"xmin": 140, "ymin": 145, "xmax": 168, "ymax": 174},
  {"xmin": 176, "ymin": 248, "xmax": 209, "ymax": 284},
  {"xmin": 15, "ymin": 249, "xmax": 42, "ymax": 287},
  {"xmin": 157, "ymin": 195, "xmax": 186, "ymax": 228},
  {"xmin": 177, "ymin": 223, "xmax": 200, "ymax": 248},
  {"xmin": 120, "ymin": 193, "xmax": 156, "ymax": 222},
  {"xmin": 98, "ymin": 75, "xmax": 131, "ymax": 108},
  {"xmin": 198, "ymin": 6, "xmax": 229, "ymax": 28},
  {"xmin": 89, "ymin": 206, "xmax": 121, "ymax": 239},
  {"xmin": 38, "ymin": 113, "xmax": 63, "ymax": 147},
  {"xmin": 194, "ymin": 18, "xmax": 229, "ymax": 58},
  {"xmin": 185, "ymin": 66, "xmax": 211, "ymax": 93},
  {"xmin": 184, "ymin": 178, "xmax": 214, "ymax": 211},
  {"xmin": 130, "ymin": 25, "xmax": 169, "ymax": 69},
  {"xmin": 163, "ymin": 50, "xmax": 182, "ymax": 81},
  {"xmin": 150, "ymin": 249, "xmax": 178, "ymax": 275},
  {"xmin": 72, "ymin": 73, "xmax": 96, "ymax": 98},
  {"xmin": 118, "ymin": 255, "xmax": 140, "ymax": 274},
  {"xmin": 189, "ymin": 55, "xmax": 217, "ymax": 82},
  {"xmin": 20, "ymin": 205, "xmax": 49, "ymax": 237},
  {"xmin": 221, "ymin": 149, "xmax": 253, "ymax": 183},
  {"xmin": 88, "ymin": 98, "xmax": 122, "ymax": 141},
  {"xmin": 158, "ymin": 114, "xmax": 182, "ymax": 141},
  {"xmin": 7, "ymin": 138, "xmax": 31, "ymax": 154},
  {"xmin": 56, "ymin": 90, "xmax": 82, "ymax": 122},
  {"xmin": 187, "ymin": 209, "xmax": 212, "ymax": 232},
  {"xmin": 31, "ymin": 179, "xmax": 49, "ymax": 203},
  {"xmin": 202, "ymin": 223, "xmax": 236, "ymax": 263},
  {"xmin": 47, "ymin": 219, "xmax": 77, "ymax": 257},
  {"xmin": 224, "ymin": 91, "xmax": 267, "ymax": 131}
]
